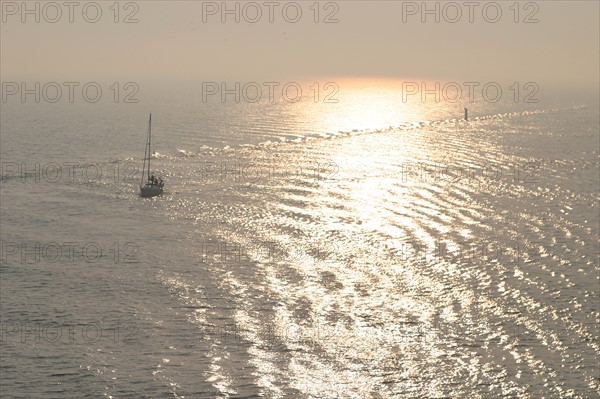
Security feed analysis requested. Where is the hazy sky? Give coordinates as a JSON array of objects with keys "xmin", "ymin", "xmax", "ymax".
[{"xmin": 1, "ymin": 1, "xmax": 599, "ymax": 90}]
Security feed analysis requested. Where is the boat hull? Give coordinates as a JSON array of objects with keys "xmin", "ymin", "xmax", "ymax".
[{"xmin": 140, "ymin": 185, "xmax": 163, "ymax": 197}]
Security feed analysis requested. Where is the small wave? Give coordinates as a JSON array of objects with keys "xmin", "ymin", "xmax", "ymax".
[
  {"xmin": 98, "ymin": 105, "xmax": 590, "ymax": 164},
  {"xmin": 175, "ymin": 149, "xmax": 193, "ymax": 157},
  {"xmin": 128, "ymin": 104, "xmax": 592, "ymax": 164}
]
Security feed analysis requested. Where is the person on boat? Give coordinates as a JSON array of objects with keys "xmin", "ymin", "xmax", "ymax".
[
  {"xmin": 150, "ymin": 174, "xmax": 156, "ymax": 185},
  {"xmin": 158, "ymin": 178, "xmax": 164, "ymax": 187}
]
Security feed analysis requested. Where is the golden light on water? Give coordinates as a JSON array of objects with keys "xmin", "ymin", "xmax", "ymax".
[{"xmin": 294, "ymin": 78, "xmax": 443, "ymax": 137}]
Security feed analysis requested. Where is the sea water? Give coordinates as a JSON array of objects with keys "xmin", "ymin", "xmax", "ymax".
[{"xmin": 1, "ymin": 82, "xmax": 598, "ymax": 398}]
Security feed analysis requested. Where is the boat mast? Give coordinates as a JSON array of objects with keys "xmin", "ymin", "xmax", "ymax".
[
  {"xmin": 148, "ymin": 113, "xmax": 152, "ymax": 181},
  {"xmin": 140, "ymin": 113, "xmax": 152, "ymax": 187}
]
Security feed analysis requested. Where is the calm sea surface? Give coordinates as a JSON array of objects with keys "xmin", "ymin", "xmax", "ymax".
[{"xmin": 1, "ymin": 83, "xmax": 598, "ymax": 398}]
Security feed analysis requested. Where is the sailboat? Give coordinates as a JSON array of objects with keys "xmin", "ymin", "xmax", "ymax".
[{"xmin": 139, "ymin": 113, "xmax": 164, "ymax": 197}]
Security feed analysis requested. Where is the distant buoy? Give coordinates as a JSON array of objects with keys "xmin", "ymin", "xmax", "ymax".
[{"xmin": 464, "ymin": 108, "xmax": 468, "ymax": 121}]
